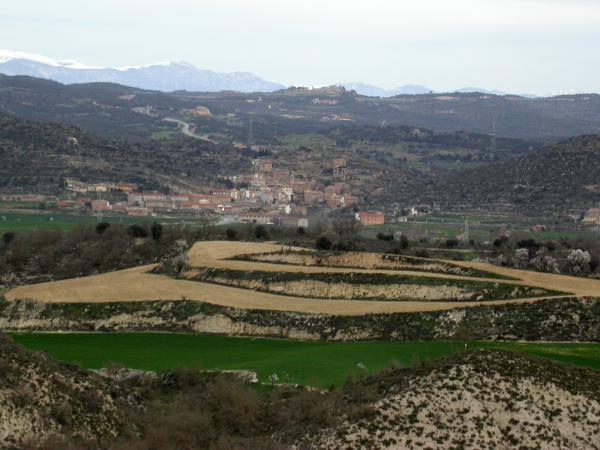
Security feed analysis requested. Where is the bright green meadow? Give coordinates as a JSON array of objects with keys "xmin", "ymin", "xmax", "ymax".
[{"xmin": 10, "ymin": 333, "xmax": 600, "ymax": 387}]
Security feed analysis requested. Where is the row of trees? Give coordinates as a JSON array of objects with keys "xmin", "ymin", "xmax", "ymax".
[
  {"xmin": 0, "ymin": 223, "xmax": 194, "ymax": 288},
  {"xmin": 491, "ymin": 236, "xmax": 600, "ymax": 275}
]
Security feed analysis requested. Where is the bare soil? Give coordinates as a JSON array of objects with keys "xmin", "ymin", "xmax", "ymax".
[
  {"xmin": 243, "ymin": 250, "xmax": 488, "ymax": 276},
  {"xmin": 5, "ymin": 241, "xmax": 597, "ymax": 316}
]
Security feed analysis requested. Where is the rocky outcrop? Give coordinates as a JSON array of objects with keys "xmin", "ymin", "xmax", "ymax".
[
  {"xmin": 4, "ymin": 334, "xmax": 600, "ymax": 449},
  {"xmin": 0, "ymin": 334, "xmax": 139, "ymax": 449},
  {"xmin": 204, "ymin": 276, "xmax": 472, "ymax": 301},
  {"xmin": 238, "ymin": 250, "xmax": 504, "ymax": 278},
  {"xmin": 1, "ymin": 297, "xmax": 599, "ymax": 342},
  {"xmin": 186, "ymin": 267, "xmax": 560, "ymax": 302},
  {"xmin": 302, "ymin": 350, "xmax": 600, "ymax": 449}
]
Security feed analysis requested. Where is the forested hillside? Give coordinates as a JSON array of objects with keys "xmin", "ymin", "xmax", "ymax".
[
  {"xmin": 0, "ymin": 113, "xmax": 252, "ymax": 193},
  {"xmin": 394, "ymin": 135, "xmax": 600, "ymax": 213},
  {"xmin": 2, "ymin": 75, "xmax": 600, "ymax": 141}
]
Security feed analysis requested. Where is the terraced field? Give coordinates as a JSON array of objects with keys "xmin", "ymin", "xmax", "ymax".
[
  {"xmin": 5, "ymin": 241, "xmax": 596, "ymax": 315},
  {"xmin": 186, "ymin": 267, "xmax": 558, "ymax": 302},
  {"xmin": 234, "ymin": 250, "xmax": 509, "ymax": 278}
]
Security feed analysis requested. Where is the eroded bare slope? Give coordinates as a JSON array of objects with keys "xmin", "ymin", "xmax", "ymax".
[{"xmin": 303, "ymin": 350, "xmax": 600, "ymax": 449}]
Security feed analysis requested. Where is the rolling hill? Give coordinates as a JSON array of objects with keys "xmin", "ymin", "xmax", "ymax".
[
  {"xmin": 3, "ymin": 74, "xmax": 600, "ymax": 215},
  {"xmin": 3, "ymin": 333, "xmax": 600, "ymax": 449},
  {"xmin": 398, "ymin": 134, "xmax": 600, "ymax": 213},
  {"xmin": 0, "ymin": 333, "xmax": 137, "ymax": 448},
  {"xmin": 3, "ymin": 99, "xmax": 599, "ymax": 216},
  {"xmin": 0, "ymin": 113, "xmax": 252, "ymax": 193},
  {"xmin": 305, "ymin": 349, "xmax": 600, "ymax": 449},
  {"xmin": 2, "ymin": 74, "xmax": 600, "ymax": 142}
]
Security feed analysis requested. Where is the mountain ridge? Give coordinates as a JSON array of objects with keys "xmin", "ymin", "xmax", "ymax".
[
  {"xmin": 336, "ymin": 82, "xmax": 433, "ymax": 97},
  {"xmin": 0, "ymin": 49, "xmax": 285, "ymax": 93},
  {"xmin": 2, "ymin": 73, "xmax": 600, "ymax": 141},
  {"xmin": 0, "ymin": 50, "xmax": 578, "ymax": 98}
]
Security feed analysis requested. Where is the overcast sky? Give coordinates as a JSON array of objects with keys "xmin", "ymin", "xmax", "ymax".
[{"xmin": 1, "ymin": 0, "xmax": 599, "ymax": 95}]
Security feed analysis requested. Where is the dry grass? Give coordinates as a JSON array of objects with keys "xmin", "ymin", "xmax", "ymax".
[
  {"xmin": 187, "ymin": 241, "xmax": 600, "ymax": 296},
  {"xmin": 5, "ymin": 241, "xmax": 597, "ymax": 316}
]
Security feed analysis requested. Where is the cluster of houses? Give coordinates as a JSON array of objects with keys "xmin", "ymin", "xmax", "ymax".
[
  {"xmin": 3, "ymin": 158, "xmax": 390, "ymax": 228},
  {"xmin": 0, "ymin": 194, "xmax": 49, "ymax": 203},
  {"xmin": 582, "ymin": 208, "xmax": 600, "ymax": 227},
  {"xmin": 65, "ymin": 179, "xmax": 138, "ymax": 194},
  {"xmin": 222, "ymin": 158, "xmax": 356, "ymax": 208},
  {"xmin": 97, "ymin": 158, "xmax": 360, "ymax": 226}
]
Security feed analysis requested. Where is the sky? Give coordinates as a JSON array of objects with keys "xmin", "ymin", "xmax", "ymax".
[{"xmin": 1, "ymin": 0, "xmax": 599, "ymax": 95}]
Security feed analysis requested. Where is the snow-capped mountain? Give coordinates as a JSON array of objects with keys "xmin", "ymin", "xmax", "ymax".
[
  {"xmin": 0, "ymin": 50, "xmax": 543, "ymax": 97},
  {"xmin": 0, "ymin": 50, "xmax": 286, "ymax": 93}
]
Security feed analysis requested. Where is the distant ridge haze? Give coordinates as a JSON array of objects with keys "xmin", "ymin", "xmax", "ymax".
[
  {"xmin": 0, "ymin": 50, "xmax": 284, "ymax": 93},
  {"xmin": 0, "ymin": 50, "xmax": 589, "ymax": 98}
]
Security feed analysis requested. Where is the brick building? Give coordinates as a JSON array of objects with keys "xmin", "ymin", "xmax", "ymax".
[
  {"xmin": 258, "ymin": 159, "xmax": 273, "ymax": 172},
  {"xmin": 91, "ymin": 199, "xmax": 110, "ymax": 211},
  {"xmin": 331, "ymin": 159, "xmax": 347, "ymax": 175},
  {"xmin": 356, "ymin": 211, "xmax": 384, "ymax": 226}
]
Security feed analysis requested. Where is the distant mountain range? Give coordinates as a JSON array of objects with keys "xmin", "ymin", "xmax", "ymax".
[
  {"xmin": 0, "ymin": 50, "xmax": 544, "ymax": 97},
  {"xmin": 0, "ymin": 50, "xmax": 285, "ymax": 93},
  {"xmin": 336, "ymin": 82, "xmax": 433, "ymax": 97},
  {"xmin": 335, "ymin": 82, "xmax": 530, "ymax": 97}
]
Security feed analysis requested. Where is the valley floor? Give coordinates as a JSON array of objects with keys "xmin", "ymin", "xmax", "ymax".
[{"xmin": 10, "ymin": 332, "xmax": 600, "ymax": 387}]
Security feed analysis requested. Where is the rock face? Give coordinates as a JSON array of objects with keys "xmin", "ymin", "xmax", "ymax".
[
  {"xmin": 302, "ymin": 350, "xmax": 600, "ymax": 449},
  {"xmin": 203, "ymin": 275, "xmax": 472, "ymax": 301},
  {"xmin": 1, "ymin": 297, "xmax": 600, "ymax": 342},
  {"xmin": 0, "ymin": 334, "xmax": 138, "ymax": 449},
  {"xmin": 186, "ymin": 267, "xmax": 558, "ymax": 302}
]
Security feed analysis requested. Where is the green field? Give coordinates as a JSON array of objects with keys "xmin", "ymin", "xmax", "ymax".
[
  {"xmin": 0, "ymin": 212, "xmax": 215, "ymax": 233},
  {"xmin": 0, "ymin": 212, "xmax": 153, "ymax": 233},
  {"xmin": 364, "ymin": 215, "xmax": 595, "ymax": 243},
  {"xmin": 10, "ymin": 333, "xmax": 600, "ymax": 387},
  {"xmin": 281, "ymin": 133, "xmax": 336, "ymax": 149},
  {"xmin": 475, "ymin": 341, "xmax": 600, "ymax": 370},
  {"xmin": 150, "ymin": 130, "xmax": 178, "ymax": 141},
  {"xmin": 364, "ymin": 222, "xmax": 491, "ymax": 240},
  {"xmin": 0, "ymin": 213, "xmax": 100, "ymax": 232}
]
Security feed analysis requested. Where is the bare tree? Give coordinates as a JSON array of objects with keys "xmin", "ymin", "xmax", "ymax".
[{"xmin": 333, "ymin": 218, "xmax": 361, "ymax": 237}]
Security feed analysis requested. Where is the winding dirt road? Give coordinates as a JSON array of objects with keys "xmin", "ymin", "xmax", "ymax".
[{"xmin": 163, "ymin": 117, "xmax": 217, "ymax": 143}]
